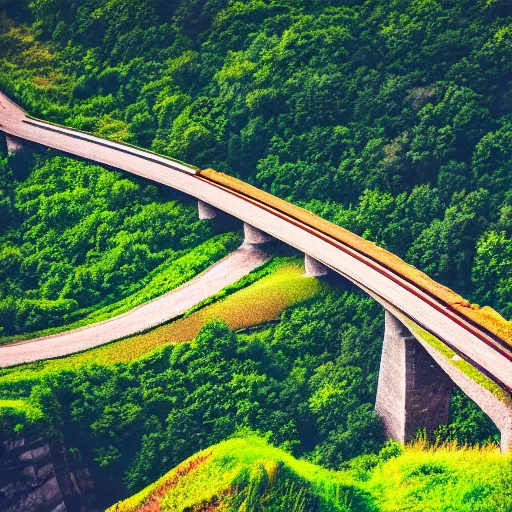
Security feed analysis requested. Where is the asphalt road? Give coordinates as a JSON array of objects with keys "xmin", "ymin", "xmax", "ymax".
[
  {"xmin": 1, "ymin": 91, "xmax": 511, "ymax": 393},
  {"xmin": 0, "ymin": 246, "xmax": 269, "ymax": 366}
]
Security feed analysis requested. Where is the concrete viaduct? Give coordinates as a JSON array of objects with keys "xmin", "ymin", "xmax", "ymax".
[{"xmin": 1, "ymin": 91, "xmax": 511, "ymax": 452}]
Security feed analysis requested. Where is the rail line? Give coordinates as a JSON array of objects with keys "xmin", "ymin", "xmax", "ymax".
[{"xmin": 195, "ymin": 172, "xmax": 512, "ymax": 393}]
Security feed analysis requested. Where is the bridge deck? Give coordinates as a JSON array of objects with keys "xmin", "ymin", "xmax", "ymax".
[{"xmin": 1, "ymin": 91, "xmax": 511, "ymax": 395}]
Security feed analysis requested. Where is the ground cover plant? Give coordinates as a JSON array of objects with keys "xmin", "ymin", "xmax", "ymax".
[{"xmin": 109, "ymin": 437, "xmax": 512, "ymax": 512}]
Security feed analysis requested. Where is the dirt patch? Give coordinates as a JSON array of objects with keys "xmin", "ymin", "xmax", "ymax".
[{"xmin": 133, "ymin": 452, "xmax": 213, "ymax": 512}]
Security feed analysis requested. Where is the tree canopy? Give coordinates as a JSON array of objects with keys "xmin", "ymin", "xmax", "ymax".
[{"xmin": 1, "ymin": 0, "xmax": 511, "ymax": 316}]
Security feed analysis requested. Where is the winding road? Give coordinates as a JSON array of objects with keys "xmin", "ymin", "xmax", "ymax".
[
  {"xmin": 0, "ymin": 246, "xmax": 269, "ymax": 367},
  {"xmin": 0, "ymin": 91, "xmax": 511, "ymax": 394}
]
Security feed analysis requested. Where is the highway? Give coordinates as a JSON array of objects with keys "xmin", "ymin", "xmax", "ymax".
[{"xmin": 0, "ymin": 91, "xmax": 511, "ymax": 394}]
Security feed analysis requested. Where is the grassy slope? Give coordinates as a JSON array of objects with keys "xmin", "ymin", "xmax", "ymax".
[
  {"xmin": 366, "ymin": 441, "xmax": 512, "ymax": 512},
  {"xmin": 0, "ymin": 258, "xmax": 327, "ymax": 428},
  {"xmin": 108, "ymin": 437, "xmax": 512, "ymax": 512},
  {"xmin": 0, "ymin": 232, "xmax": 242, "ymax": 346},
  {"xmin": 108, "ymin": 437, "xmax": 368, "ymax": 512}
]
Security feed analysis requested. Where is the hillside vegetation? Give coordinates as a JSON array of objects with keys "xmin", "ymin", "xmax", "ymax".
[
  {"xmin": 0, "ymin": 285, "xmax": 499, "ymax": 507},
  {"xmin": 0, "ymin": 289, "xmax": 385, "ymax": 504},
  {"xmin": 0, "ymin": 257, "xmax": 323, "ymax": 370},
  {"xmin": 110, "ymin": 437, "xmax": 512, "ymax": 512},
  {"xmin": 0, "ymin": 152, "xmax": 241, "ymax": 338},
  {"xmin": 1, "ymin": 1, "xmax": 512, "ymax": 510},
  {"xmin": 1, "ymin": 0, "xmax": 512, "ymax": 318}
]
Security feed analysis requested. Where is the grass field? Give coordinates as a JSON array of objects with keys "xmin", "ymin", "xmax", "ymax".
[
  {"xmin": 107, "ymin": 436, "xmax": 512, "ymax": 512},
  {"xmin": 365, "ymin": 440, "xmax": 512, "ymax": 512},
  {"xmin": 107, "ymin": 437, "xmax": 364, "ymax": 512}
]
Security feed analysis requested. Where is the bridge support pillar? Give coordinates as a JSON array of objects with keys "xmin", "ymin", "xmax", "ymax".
[
  {"xmin": 243, "ymin": 223, "xmax": 273, "ymax": 245},
  {"xmin": 304, "ymin": 254, "xmax": 329, "ymax": 277},
  {"xmin": 5, "ymin": 134, "xmax": 25, "ymax": 155},
  {"xmin": 198, "ymin": 200, "xmax": 217, "ymax": 220},
  {"xmin": 376, "ymin": 311, "xmax": 453, "ymax": 442},
  {"xmin": 502, "ymin": 420, "xmax": 512, "ymax": 453}
]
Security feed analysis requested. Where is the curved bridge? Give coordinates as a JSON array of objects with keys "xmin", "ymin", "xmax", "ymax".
[{"xmin": 1, "ymin": 91, "xmax": 511, "ymax": 451}]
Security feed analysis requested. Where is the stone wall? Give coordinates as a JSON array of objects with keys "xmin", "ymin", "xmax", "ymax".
[{"xmin": 0, "ymin": 436, "xmax": 94, "ymax": 512}]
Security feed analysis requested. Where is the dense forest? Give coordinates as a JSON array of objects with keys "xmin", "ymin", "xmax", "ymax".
[
  {"xmin": 1, "ymin": 0, "xmax": 511, "ymax": 510},
  {"xmin": 1, "ymin": 0, "xmax": 512, "ymax": 318},
  {"xmin": 0, "ymin": 152, "xmax": 242, "ymax": 336},
  {"xmin": 2, "ymin": 289, "xmax": 497, "ymax": 506}
]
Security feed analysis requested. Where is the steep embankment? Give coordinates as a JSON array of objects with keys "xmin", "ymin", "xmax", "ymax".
[{"xmin": 108, "ymin": 437, "xmax": 512, "ymax": 512}]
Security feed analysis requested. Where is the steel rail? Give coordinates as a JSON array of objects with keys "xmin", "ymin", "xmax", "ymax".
[{"xmin": 194, "ymin": 174, "xmax": 512, "ymax": 393}]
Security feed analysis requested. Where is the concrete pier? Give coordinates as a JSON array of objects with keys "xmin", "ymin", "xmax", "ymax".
[
  {"xmin": 198, "ymin": 200, "xmax": 217, "ymax": 220},
  {"xmin": 5, "ymin": 134, "xmax": 25, "ymax": 155},
  {"xmin": 411, "ymin": 325, "xmax": 512, "ymax": 453},
  {"xmin": 375, "ymin": 311, "xmax": 453, "ymax": 442},
  {"xmin": 304, "ymin": 254, "xmax": 329, "ymax": 277},
  {"xmin": 243, "ymin": 223, "xmax": 273, "ymax": 245}
]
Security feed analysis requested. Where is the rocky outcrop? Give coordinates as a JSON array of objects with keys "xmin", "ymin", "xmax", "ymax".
[{"xmin": 0, "ymin": 437, "xmax": 94, "ymax": 512}]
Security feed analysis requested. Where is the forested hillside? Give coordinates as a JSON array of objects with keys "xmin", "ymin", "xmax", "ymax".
[
  {"xmin": 0, "ymin": 152, "xmax": 240, "ymax": 337},
  {"xmin": 1, "ymin": 287, "xmax": 498, "ymax": 506},
  {"xmin": 1, "ymin": 1, "xmax": 512, "ymax": 510},
  {"xmin": 1, "ymin": 0, "xmax": 512, "ymax": 317}
]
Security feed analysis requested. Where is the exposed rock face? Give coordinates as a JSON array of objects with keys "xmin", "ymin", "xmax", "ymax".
[{"xmin": 0, "ymin": 437, "xmax": 95, "ymax": 512}]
